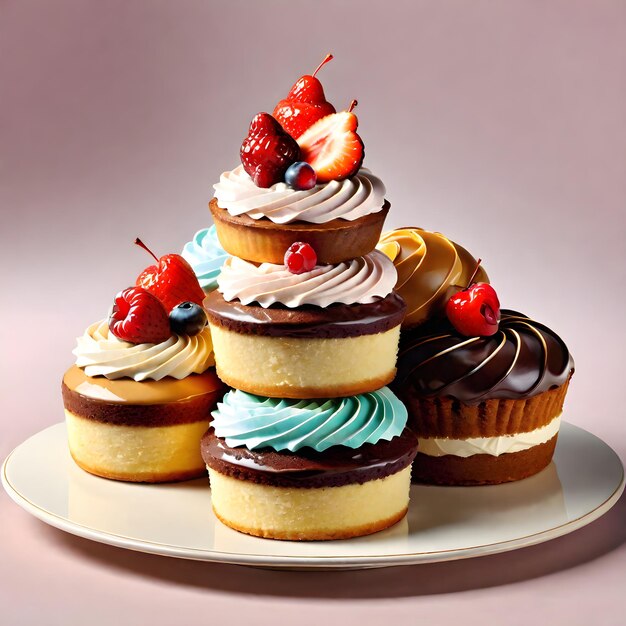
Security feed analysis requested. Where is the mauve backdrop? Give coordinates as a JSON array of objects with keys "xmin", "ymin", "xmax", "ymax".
[{"xmin": 1, "ymin": 1, "xmax": 625, "ymax": 624}]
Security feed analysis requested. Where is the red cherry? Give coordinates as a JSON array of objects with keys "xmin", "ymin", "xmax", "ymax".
[
  {"xmin": 135, "ymin": 238, "xmax": 205, "ymax": 311},
  {"xmin": 240, "ymin": 113, "xmax": 301, "ymax": 188},
  {"xmin": 297, "ymin": 103, "xmax": 364, "ymax": 182},
  {"xmin": 446, "ymin": 283, "xmax": 501, "ymax": 337},
  {"xmin": 109, "ymin": 287, "xmax": 171, "ymax": 344},
  {"xmin": 273, "ymin": 53, "xmax": 337, "ymax": 139},
  {"xmin": 284, "ymin": 242, "xmax": 317, "ymax": 274}
]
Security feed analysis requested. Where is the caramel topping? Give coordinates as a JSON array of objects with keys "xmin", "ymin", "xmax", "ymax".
[
  {"xmin": 62, "ymin": 365, "xmax": 223, "ymax": 405},
  {"xmin": 378, "ymin": 227, "xmax": 488, "ymax": 328}
]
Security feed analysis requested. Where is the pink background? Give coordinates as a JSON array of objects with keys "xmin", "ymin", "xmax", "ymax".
[{"xmin": 1, "ymin": 1, "xmax": 625, "ymax": 624}]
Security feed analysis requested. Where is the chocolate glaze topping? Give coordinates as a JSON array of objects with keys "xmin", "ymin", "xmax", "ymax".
[
  {"xmin": 391, "ymin": 310, "xmax": 574, "ymax": 405},
  {"xmin": 204, "ymin": 291, "xmax": 406, "ymax": 338},
  {"xmin": 200, "ymin": 428, "xmax": 418, "ymax": 488}
]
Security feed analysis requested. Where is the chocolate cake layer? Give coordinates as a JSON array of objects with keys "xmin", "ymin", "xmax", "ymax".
[
  {"xmin": 204, "ymin": 291, "xmax": 406, "ymax": 339},
  {"xmin": 412, "ymin": 436, "xmax": 558, "ymax": 485},
  {"xmin": 201, "ymin": 428, "xmax": 418, "ymax": 488},
  {"xmin": 62, "ymin": 381, "xmax": 224, "ymax": 427}
]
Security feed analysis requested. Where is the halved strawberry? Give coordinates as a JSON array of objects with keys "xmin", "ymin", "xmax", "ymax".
[{"xmin": 297, "ymin": 109, "xmax": 364, "ymax": 183}]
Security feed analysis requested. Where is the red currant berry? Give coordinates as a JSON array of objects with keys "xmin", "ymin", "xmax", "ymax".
[{"xmin": 284, "ymin": 242, "xmax": 317, "ymax": 274}]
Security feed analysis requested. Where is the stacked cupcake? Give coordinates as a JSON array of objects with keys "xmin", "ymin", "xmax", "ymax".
[{"xmin": 201, "ymin": 59, "xmax": 418, "ymax": 540}]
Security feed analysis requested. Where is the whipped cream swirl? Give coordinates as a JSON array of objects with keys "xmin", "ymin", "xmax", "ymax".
[
  {"xmin": 218, "ymin": 249, "xmax": 397, "ymax": 308},
  {"xmin": 74, "ymin": 320, "xmax": 215, "ymax": 381},
  {"xmin": 181, "ymin": 226, "xmax": 229, "ymax": 292},
  {"xmin": 213, "ymin": 165, "xmax": 385, "ymax": 224},
  {"xmin": 211, "ymin": 387, "xmax": 408, "ymax": 452}
]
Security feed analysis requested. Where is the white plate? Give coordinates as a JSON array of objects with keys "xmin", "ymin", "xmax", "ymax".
[{"xmin": 2, "ymin": 422, "xmax": 623, "ymax": 570}]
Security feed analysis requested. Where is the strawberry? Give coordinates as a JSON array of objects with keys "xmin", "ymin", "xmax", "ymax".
[
  {"xmin": 240, "ymin": 113, "xmax": 300, "ymax": 188},
  {"xmin": 297, "ymin": 102, "xmax": 364, "ymax": 183},
  {"xmin": 273, "ymin": 53, "xmax": 336, "ymax": 139},
  {"xmin": 109, "ymin": 287, "xmax": 171, "ymax": 344},
  {"xmin": 135, "ymin": 239, "xmax": 205, "ymax": 311}
]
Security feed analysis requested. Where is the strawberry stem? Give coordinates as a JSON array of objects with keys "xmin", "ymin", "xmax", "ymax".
[
  {"xmin": 134, "ymin": 238, "xmax": 159, "ymax": 263},
  {"xmin": 466, "ymin": 258, "xmax": 483, "ymax": 288},
  {"xmin": 347, "ymin": 99, "xmax": 358, "ymax": 113},
  {"xmin": 312, "ymin": 53, "xmax": 333, "ymax": 78}
]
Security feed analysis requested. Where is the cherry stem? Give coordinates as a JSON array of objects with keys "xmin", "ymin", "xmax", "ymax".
[
  {"xmin": 347, "ymin": 99, "xmax": 358, "ymax": 113},
  {"xmin": 466, "ymin": 258, "xmax": 482, "ymax": 288},
  {"xmin": 312, "ymin": 53, "xmax": 334, "ymax": 78},
  {"xmin": 134, "ymin": 238, "xmax": 159, "ymax": 263}
]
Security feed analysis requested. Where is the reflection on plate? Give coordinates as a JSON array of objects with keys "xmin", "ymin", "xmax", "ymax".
[{"xmin": 2, "ymin": 422, "xmax": 623, "ymax": 570}]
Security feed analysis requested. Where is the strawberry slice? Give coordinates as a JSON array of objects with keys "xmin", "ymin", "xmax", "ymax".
[{"xmin": 297, "ymin": 109, "xmax": 364, "ymax": 183}]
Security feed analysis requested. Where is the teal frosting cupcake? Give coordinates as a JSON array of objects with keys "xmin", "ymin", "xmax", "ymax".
[
  {"xmin": 211, "ymin": 387, "xmax": 408, "ymax": 453},
  {"xmin": 181, "ymin": 226, "xmax": 229, "ymax": 293}
]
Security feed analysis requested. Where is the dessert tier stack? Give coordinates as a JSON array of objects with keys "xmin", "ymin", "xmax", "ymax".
[{"xmin": 201, "ymin": 58, "xmax": 418, "ymax": 540}]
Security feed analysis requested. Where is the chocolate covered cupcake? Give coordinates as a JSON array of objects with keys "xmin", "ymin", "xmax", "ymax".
[{"xmin": 391, "ymin": 310, "xmax": 574, "ymax": 485}]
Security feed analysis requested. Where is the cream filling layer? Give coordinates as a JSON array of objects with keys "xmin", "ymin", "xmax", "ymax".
[{"xmin": 418, "ymin": 415, "xmax": 561, "ymax": 458}]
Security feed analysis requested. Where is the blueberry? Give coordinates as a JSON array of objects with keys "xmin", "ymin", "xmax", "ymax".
[
  {"xmin": 169, "ymin": 301, "xmax": 207, "ymax": 336},
  {"xmin": 284, "ymin": 161, "xmax": 317, "ymax": 190}
]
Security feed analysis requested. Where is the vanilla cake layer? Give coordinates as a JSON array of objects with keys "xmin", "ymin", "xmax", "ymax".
[
  {"xmin": 65, "ymin": 410, "xmax": 209, "ymax": 482},
  {"xmin": 209, "ymin": 324, "xmax": 401, "ymax": 398},
  {"xmin": 208, "ymin": 466, "xmax": 412, "ymax": 540}
]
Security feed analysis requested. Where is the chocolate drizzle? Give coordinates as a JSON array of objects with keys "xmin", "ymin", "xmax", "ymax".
[
  {"xmin": 201, "ymin": 428, "xmax": 418, "ymax": 488},
  {"xmin": 204, "ymin": 291, "xmax": 406, "ymax": 338},
  {"xmin": 391, "ymin": 310, "xmax": 574, "ymax": 405}
]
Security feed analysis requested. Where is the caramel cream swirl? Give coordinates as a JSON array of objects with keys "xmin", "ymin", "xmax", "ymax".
[
  {"xmin": 217, "ymin": 250, "xmax": 397, "ymax": 308},
  {"xmin": 377, "ymin": 227, "xmax": 488, "ymax": 328},
  {"xmin": 73, "ymin": 319, "xmax": 215, "ymax": 381},
  {"xmin": 213, "ymin": 165, "xmax": 385, "ymax": 224}
]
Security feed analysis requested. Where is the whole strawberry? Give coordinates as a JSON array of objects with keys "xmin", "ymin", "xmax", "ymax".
[
  {"xmin": 240, "ymin": 113, "xmax": 300, "ymax": 188},
  {"xmin": 135, "ymin": 238, "xmax": 205, "ymax": 311},
  {"xmin": 273, "ymin": 53, "xmax": 336, "ymax": 139},
  {"xmin": 109, "ymin": 287, "xmax": 171, "ymax": 344}
]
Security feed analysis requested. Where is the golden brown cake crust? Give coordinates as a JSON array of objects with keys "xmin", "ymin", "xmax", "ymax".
[
  {"xmin": 412, "ymin": 435, "xmax": 558, "ymax": 485},
  {"xmin": 69, "ymin": 451, "xmax": 207, "ymax": 483},
  {"xmin": 215, "ymin": 367, "xmax": 396, "ymax": 399},
  {"xmin": 404, "ymin": 381, "xmax": 570, "ymax": 438},
  {"xmin": 209, "ymin": 198, "xmax": 390, "ymax": 264},
  {"xmin": 212, "ymin": 506, "xmax": 408, "ymax": 541}
]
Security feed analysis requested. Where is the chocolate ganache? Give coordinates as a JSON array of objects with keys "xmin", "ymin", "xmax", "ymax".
[
  {"xmin": 204, "ymin": 291, "xmax": 406, "ymax": 339},
  {"xmin": 391, "ymin": 310, "xmax": 574, "ymax": 405},
  {"xmin": 201, "ymin": 428, "xmax": 418, "ymax": 488}
]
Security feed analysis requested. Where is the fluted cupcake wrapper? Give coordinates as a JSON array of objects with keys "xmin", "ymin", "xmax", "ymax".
[{"xmin": 402, "ymin": 378, "xmax": 571, "ymax": 439}]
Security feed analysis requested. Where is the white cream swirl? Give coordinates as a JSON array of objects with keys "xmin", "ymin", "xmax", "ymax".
[
  {"xmin": 73, "ymin": 319, "xmax": 215, "ymax": 381},
  {"xmin": 217, "ymin": 249, "xmax": 397, "ymax": 308},
  {"xmin": 213, "ymin": 165, "xmax": 386, "ymax": 224}
]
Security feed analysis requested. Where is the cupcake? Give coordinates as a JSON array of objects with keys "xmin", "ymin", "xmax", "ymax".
[
  {"xmin": 392, "ymin": 309, "xmax": 574, "ymax": 485},
  {"xmin": 201, "ymin": 387, "xmax": 418, "ymax": 540},
  {"xmin": 210, "ymin": 90, "xmax": 388, "ymax": 266},
  {"xmin": 210, "ymin": 167, "xmax": 388, "ymax": 265},
  {"xmin": 204, "ymin": 249, "xmax": 405, "ymax": 398},
  {"xmin": 181, "ymin": 225, "xmax": 229, "ymax": 294},
  {"xmin": 62, "ymin": 245, "xmax": 225, "ymax": 483},
  {"xmin": 377, "ymin": 227, "xmax": 488, "ymax": 328}
]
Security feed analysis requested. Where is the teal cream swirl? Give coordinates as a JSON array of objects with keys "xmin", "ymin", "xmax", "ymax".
[
  {"xmin": 181, "ymin": 226, "xmax": 229, "ymax": 292},
  {"xmin": 211, "ymin": 387, "xmax": 408, "ymax": 452}
]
